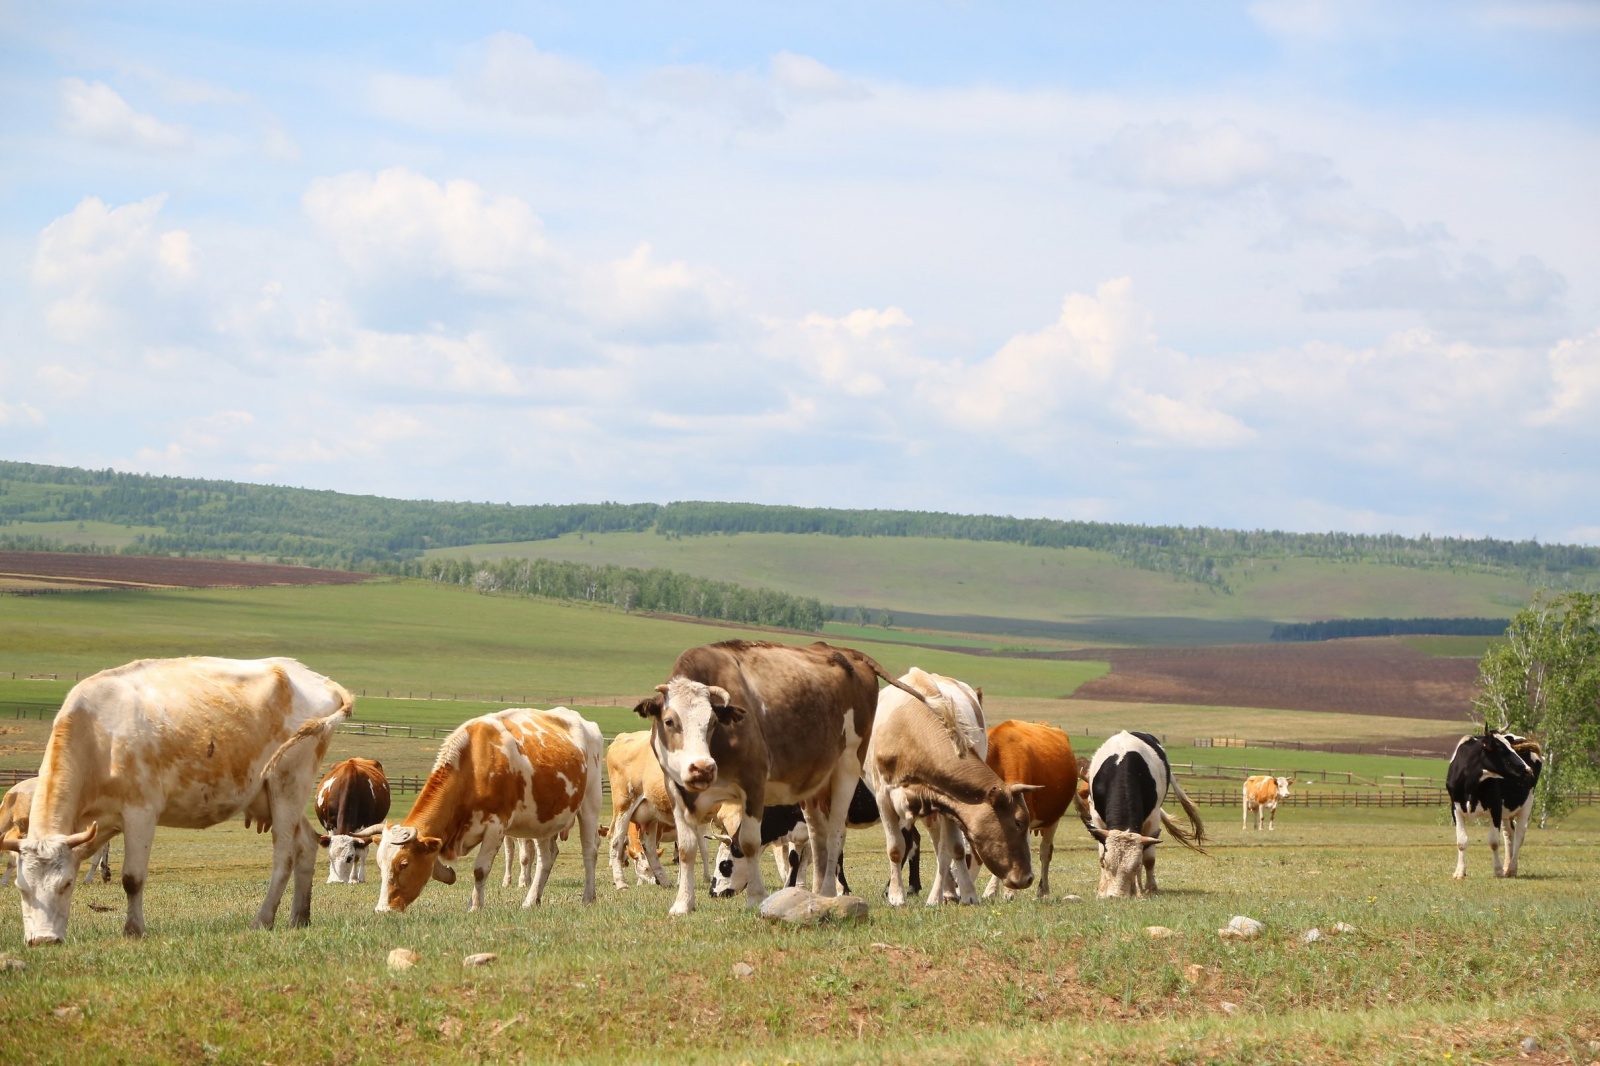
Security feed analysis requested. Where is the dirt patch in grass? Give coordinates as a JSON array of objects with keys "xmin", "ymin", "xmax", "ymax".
[
  {"xmin": 0, "ymin": 550, "xmax": 372, "ymax": 592},
  {"xmin": 1058, "ymin": 638, "xmax": 1479, "ymax": 720}
]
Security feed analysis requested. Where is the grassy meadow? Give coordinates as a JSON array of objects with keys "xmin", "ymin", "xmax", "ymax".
[
  {"xmin": 426, "ymin": 530, "xmax": 1548, "ymax": 626},
  {"xmin": 0, "ymin": 811, "xmax": 1596, "ymax": 1064},
  {"xmin": 0, "ymin": 581, "xmax": 1108, "ymax": 703}
]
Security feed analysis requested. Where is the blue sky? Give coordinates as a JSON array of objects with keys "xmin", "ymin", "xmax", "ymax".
[{"xmin": 2, "ymin": 2, "xmax": 1597, "ymax": 542}]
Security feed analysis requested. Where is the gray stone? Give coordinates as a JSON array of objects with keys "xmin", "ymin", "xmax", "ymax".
[
  {"xmin": 757, "ymin": 887, "xmax": 868, "ymax": 925},
  {"xmin": 1521, "ymin": 1037, "xmax": 1538, "ymax": 1054},
  {"xmin": 462, "ymin": 953, "xmax": 498, "ymax": 967}
]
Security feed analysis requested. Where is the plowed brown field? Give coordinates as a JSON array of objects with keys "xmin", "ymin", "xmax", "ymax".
[
  {"xmin": 0, "ymin": 551, "xmax": 371, "ymax": 591},
  {"xmin": 1059, "ymin": 637, "xmax": 1479, "ymax": 720}
]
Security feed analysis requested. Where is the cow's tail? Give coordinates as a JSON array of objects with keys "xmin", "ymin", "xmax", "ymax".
[
  {"xmin": 261, "ymin": 682, "xmax": 355, "ymax": 784},
  {"xmin": 1161, "ymin": 775, "xmax": 1209, "ymax": 855},
  {"xmin": 845, "ymin": 647, "xmax": 931, "ymax": 707}
]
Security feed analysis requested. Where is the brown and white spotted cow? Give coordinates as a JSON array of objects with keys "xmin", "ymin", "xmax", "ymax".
[
  {"xmin": 1242, "ymin": 775, "xmax": 1292, "ymax": 831},
  {"xmin": 983, "ymin": 720, "xmax": 1080, "ymax": 899},
  {"xmin": 315, "ymin": 758, "xmax": 391, "ymax": 884},
  {"xmin": 2, "ymin": 657, "xmax": 353, "ymax": 946},
  {"xmin": 365, "ymin": 707, "xmax": 603, "ymax": 913},
  {"xmin": 635, "ymin": 640, "xmax": 918, "ymax": 915},
  {"xmin": 865, "ymin": 668, "xmax": 1036, "ymax": 906}
]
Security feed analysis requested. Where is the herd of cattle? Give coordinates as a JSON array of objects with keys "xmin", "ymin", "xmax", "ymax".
[{"xmin": 0, "ymin": 642, "xmax": 1548, "ymax": 946}]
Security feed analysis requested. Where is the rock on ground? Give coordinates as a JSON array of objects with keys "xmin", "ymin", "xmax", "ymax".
[
  {"xmin": 387, "ymin": 948, "xmax": 420, "ymax": 971},
  {"xmin": 758, "ymin": 887, "xmax": 868, "ymax": 926}
]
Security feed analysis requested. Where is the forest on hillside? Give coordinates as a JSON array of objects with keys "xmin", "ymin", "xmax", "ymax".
[{"xmin": 3, "ymin": 460, "xmax": 1597, "ymax": 592}]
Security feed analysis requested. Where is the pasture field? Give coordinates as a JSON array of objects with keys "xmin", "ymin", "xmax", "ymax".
[
  {"xmin": 0, "ymin": 582, "xmax": 1109, "ymax": 703},
  {"xmin": 0, "ymin": 519, "xmax": 164, "ymax": 551},
  {"xmin": 428, "ymin": 530, "xmax": 1547, "ymax": 627},
  {"xmin": 0, "ymin": 810, "xmax": 1596, "ymax": 1064}
]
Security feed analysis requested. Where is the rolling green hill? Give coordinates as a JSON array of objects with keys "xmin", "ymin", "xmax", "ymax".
[{"xmin": 425, "ymin": 531, "xmax": 1550, "ymax": 633}]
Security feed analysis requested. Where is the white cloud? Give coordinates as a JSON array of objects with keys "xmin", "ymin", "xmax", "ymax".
[
  {"xmin": 303, "ymin": 167, "xmax": 548, "ymax": 286},
  {"xmin": 1082, "ymin": 121, "xmax": 1337, "ymax": 196},
  {"xmin": 1305, "ymin": 250, "xmax": 1567, "ymax": 339},
  {"xmin": 0, "ymin": 400, "xmax": 46, "ymax": 428},
  {"xmin": 59, "ymin": 78, "xmax": 189, "ymax": 153},
  {"xmin": 780, "ymin": 306, "xmax": 914, "ymax": 398},
  {"xmin": 1537, "ymin": 328, "xmax": 1600, "ymax": 424},
  {"xmin": 316, "ymin": 329, "xmax": 524, "ymax": 396},
  {"xmin": 460, "ymin": 32, "xmax": 609, "ymax": 117},
  {"xmin": 770, "ymin": 52, "xmax": 869, "ymax": 102},
  {"xmin": 580, "ymin": 243, "xmax": 738, "ymax": 344}
]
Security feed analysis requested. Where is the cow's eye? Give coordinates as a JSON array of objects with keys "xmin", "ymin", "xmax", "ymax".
[
  {"xmin": 57, "ymin": 880, "xmax": 72, "ymax": 895},
  {"xmin": 663, "ymin": 716, "xmax": 677, "ymax": 730},
  {"xmin": 398, "ymin": 859, "xmax": 409, "ymax": 870}
]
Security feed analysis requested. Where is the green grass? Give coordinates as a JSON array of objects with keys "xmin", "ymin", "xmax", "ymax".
[
  {"xmin": 1, "ymin": 809, "xmax": 1596, "ymax": 1064},
  {"xmin": 0, "ymin": 581, "xmax": 1108, "ymax": 704},
  {"xmin": 0, "ymin": 520, "xmax": 165, "ymax": 550},
  {"xmin": 1402, "ymin": 634, "xmax": 1501, "ymax": 658},
  {"xmin": 428, "ymin": 531, "xmax": 1548, "ymax": 627}
]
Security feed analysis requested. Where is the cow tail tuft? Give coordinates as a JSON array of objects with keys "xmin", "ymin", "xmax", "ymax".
[{"xmin": 1161, "ymin": 775, "xmax": 1209, "ymax": 854}]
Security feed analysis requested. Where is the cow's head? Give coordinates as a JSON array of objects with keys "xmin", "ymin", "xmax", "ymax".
[
  {"xmin": 1481, "ymin": 728, "xmax": 1538, "ymax": 789},
  {"xmin": 963, "ymin": 782, "xmax": 1039, "ymax": 892},
  {"xmin": 2, "ymin": 823, "xmax": 97, "ymax": 946},
  {"xmin": 319, "ymin": 832, "xmax": 374, "ymax": 884},
  {"xmin": 1275, "ymin": 777, "xmax": 1292, "ymax": 797},
  {"xmin": 362, "ymin": 823, "xmax": 457, "ymax": 913},
  {"xmin": 710, "ymin": 837, "xmax": 742, "ymax": 898},
  {"xmin": 1088, "ymin": 826, "xmax": 1161, "ymax": 898},
  {"xmin": 634, "ymin": 679, "xmax": 745, "ymax": 793}
]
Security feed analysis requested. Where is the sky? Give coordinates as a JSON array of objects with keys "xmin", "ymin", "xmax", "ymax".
[{"xmin": 1, "ymin": 2, "xmax": 1597, "ymax": 543}]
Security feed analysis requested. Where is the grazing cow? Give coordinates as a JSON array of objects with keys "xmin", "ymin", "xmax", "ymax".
[
  {"xmin": 866, "ymin": 668, "xmax": 1036, "ymax": 906},
  {"xmin": 1083, "ymin": 731, "xmax": 1207, "ymax": 898},
  {"xmin": 1446, "ymin": 727, "xmax": 1543, "ymax": 879},
  {"xmin": 315, "ymin": 758, "xmax": 391, "ymax": 884},
  {"xmin": 710, "ymin": 802, "xmax": 808, "ymax": 897},
  {"xmin": 365, "ymin": 707, "xmax": 602, "ymax": 913},
  {"xmin": 983, "ymin": 720, "xmax": 1080, "ymax": 899},
  {"xmin": 0, "ymin": 778, "xmax": 38, "ymax": 888},
  {"xmin": 606, "ymin": 731, "xmax": 688, "ymax": 890},
  {"xmin": 0, "ymin": 778, "xmax": 110, "ymax": 887},
  {"xmin": 1242, "ymin": 776, "xmax": 1292, "ymax": 831},
  {"xmin": 2, "ymin": 656, "xmax": 352, "ymax": 945},
  {"xmin": 710, "ymin": 780, "xmax": 924, "ymax": 899},
  {"xmin": 636, "ymin": 640, "xmax": 915, "ymax": 914}
]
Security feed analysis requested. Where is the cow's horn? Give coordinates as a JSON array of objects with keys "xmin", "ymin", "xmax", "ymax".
[{"xmin": 65, "ymin": 822, "xmax": 98, "ymax": 850}]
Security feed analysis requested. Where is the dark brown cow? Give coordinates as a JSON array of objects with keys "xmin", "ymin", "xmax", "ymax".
[
  {"xmin": 635, "ymin": 640, "xmax": 915, "ymax": 914},
  {"xmin": 315, "ymin": 758, "xmax": 391, "ymax": 884}
]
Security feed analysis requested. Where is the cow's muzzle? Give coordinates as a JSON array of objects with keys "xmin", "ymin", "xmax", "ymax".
[
  {"xmin": 1004, "ymin": 871, "xmax": 1034, "ymax": 891},
  {"xmin": 684, "ymin": 760, "xmax": 718, "ymax": 791}
]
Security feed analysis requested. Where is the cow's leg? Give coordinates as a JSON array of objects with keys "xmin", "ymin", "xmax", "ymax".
[
  {"xmin": 905, "ymin": 826, "xmax": 922, "ymax": 896},
  {"xmin": 1452, "ymin": 805, "xmax": 1470, "ymax": 879},
  {"xmin": 1141, "ymin": 842, "xmax": 1159, "ymax": 896},
  {"xmin": 1268, "ymin": 803, "xmax": 1277, "ymax": 831},
  {"xmin": 252, "ymin": 792, "xmax": 307, "ymax": 930},
  {"xmin": 667, "ymin": 804, "xmax": 701, "ymax": 915},
  {"xmin": 120, "ymin": 809, "xmax": 157, "ymax": 938},
  {"xmin": 524, "ymin": 835, "xmax": 558, "ymax": 906},
  {"xmin": 1038, "ymin": 821, "xmax": 1058, "ymax": 898},
  {"xmin": 353, "ymin": 844, "xmax": 365, "ymax": 885},
  {"xmin": 734, "ymin": 810, "xmax": 767, "ymax": 910},
  {"xmin": 1488, "ymin": 808, "xmax": 1505, "ymax": 878},
  {"xmin": 608, "ymin": 807, "xmax": 634, "ymax": 889},
  {"xmin": 579, "ymin": 772, "xmax": 602, "ymax": 905},
  {"xmin": 643, "ymin": 825, "xmax": 670, "ymax": 887},
  {"xmin": 924, "ymin": 819, "xmax": 955, "ymax": 907},
  {"xmin": 1243, "ymin": 797, "xmax": 1249, "ymax": 830},
  {"xmin": 943, "ymin": 819, "xmax": 979, "ymax": 905},
  {"xmin": 288, "ymin": 818, "xmax": 316, "ymax": 927},
  {"xmin": 472, "ymin": 823, "xmax": 505, "ymax": 911},
  {"xmin": 813, "ymin": 770, "xmax": 858, "ymax": 897},
  {"xmin": 1505, "ymin": 802, "xmax": 1530, "ymax": 877},
  {"xmin": 502, "ymin": 836, "xmax": 515, "ymax": 888},
  {"xmin": 876, "ymin": 787, "xmax": 910, "ymax": 906}
]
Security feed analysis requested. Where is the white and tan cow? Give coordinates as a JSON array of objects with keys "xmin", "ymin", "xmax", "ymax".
[
  {"xmin": 0, "ymin": 778, "xmax": 38, "ymax": 888},
  {"xmin": 635, "ymin": 640, "xmax": 914, "ymax": 915},
  {"xmin": 866, "ymin": 668, "xmax": 1036, "ymax": 907},
  {"xmin": 1242, "ymin": 775, "xmax": 1292, "ymax": 830},
  {"xmin": 2, "ymin": 657, "xmax": 352, "ymax": 946},
  {"xmin": 366, "ymin": 707, "xmax": 602, "ymax": 913},
  {"xmin": 605, "ymin": 730, "xmax": 681, "ymax": 889}
]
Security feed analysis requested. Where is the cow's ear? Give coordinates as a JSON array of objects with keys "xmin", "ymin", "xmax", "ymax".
[
  {"xmin": 418, "ymin": 835, "xmax": 444, "ymax": 853},
  {"xmin": 712, "ymin": 703, "xmax": 745, "ymax": 725},
  {"xmin": 431, "ymin": 860, "xmax": 456, "ymax": 885},
  {"xmin": 707, "ymin": 685, "xmax": 731, "ymax": 707},
  {"xmin": 372, "ymin": 760, "xmax": 383, "ymax": 770},
  {"xmin": 318, "ymin": 834, "xmax": 332, "ymax": 848},
  {"xmin": 353, "ymin": 839, "xmax": 369, "ymax": 850},
  {"xmin": 974, "ymin": 686, "xmax": 984, "ymax": 705},
  {"xmin": 634, "ymin": 695, "xmax": 663, "ymax": 719}
]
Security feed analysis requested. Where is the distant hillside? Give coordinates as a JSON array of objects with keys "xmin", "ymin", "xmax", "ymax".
[{"xmin": 3, "ymin": 459, "xmax": 1597, "ymax": 599}]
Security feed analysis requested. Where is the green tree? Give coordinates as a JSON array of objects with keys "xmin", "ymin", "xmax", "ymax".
[{"xmin": 1474, "ymin": 591, "xmax": 1600, "ymax": 820}]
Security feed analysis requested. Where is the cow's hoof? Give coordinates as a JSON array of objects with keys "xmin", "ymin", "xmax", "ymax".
[
  {"xmin": 669, "ymin": 903, "xmax": 693, "ymax": 916},
  {"xmin": 1452, "ymin": 872, "xmax": 1466, "ymax": 880}
]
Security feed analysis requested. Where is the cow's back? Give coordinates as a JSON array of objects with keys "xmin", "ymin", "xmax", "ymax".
[
  {"xmin": 491, "ymin": 708, "xmax": 600, "ymax": 835},
  {"xmin": 34, "ymin": 657, "xmax": 351, "ymax": 834},
  {"xmin": 986, "ymin": 720, "xmax": 1076, "ymax": 829}
]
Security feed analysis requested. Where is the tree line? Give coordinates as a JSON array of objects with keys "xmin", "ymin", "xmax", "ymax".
[
  {"xmin": 398, "ymin": 556, "xmax": 829, "ymax": 632},
  {"xmin": 3, "ymin": 461, "xmax": 1597, "ymax": 593},
  {"xmin": 1271, "ymin": 617, "xmax": 1511, "ymax": 642}
]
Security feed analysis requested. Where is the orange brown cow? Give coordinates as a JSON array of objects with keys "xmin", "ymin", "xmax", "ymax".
[
  {"xmin": 983, "ymin": 720, "xmax": 1080, "ymax": 898},
  {"xmin": 1242, "ymin": 775, "xmax": 1292, "ymax": 830},
  {"xmin": 366, "ymin": 707, "xmax": 603, "ymax": 913}
]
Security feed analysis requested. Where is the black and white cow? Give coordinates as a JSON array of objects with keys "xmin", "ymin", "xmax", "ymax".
[
  {"xmin": 1446, "ymin": 727, "xmax": 1543, "ymax": 880},
  {"xmin": 711, "ymin": 781, "xmax": 924, "ymax": 898},
  {"xmin": 1083, "ymin": 731, "xmax": 1207, "ymax": 898}
]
